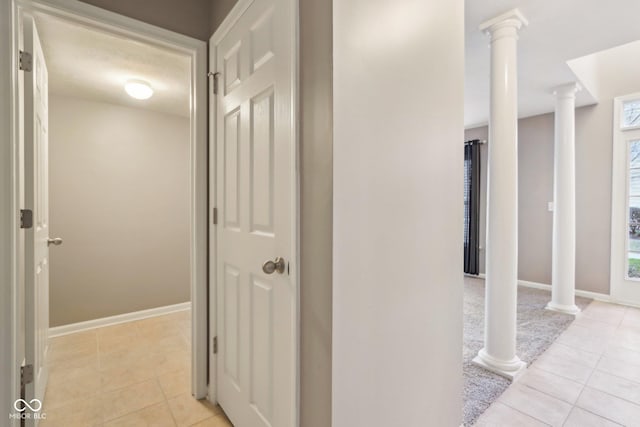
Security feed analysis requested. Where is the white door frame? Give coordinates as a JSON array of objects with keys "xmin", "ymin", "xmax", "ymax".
[
  {"xmin": 2, "ymin": 0, "xmax": 209, "ymax": 413},
  {"xmin": 611, "ymin": 92, "xmax": 640, "ymax": 307},
  {"xmin": 207, "ymin": 0, "xmax": 301, "ymax": 420},
  {"xmin": 0, "ymin": 0, "xmax": 21, "ymax": 423}
]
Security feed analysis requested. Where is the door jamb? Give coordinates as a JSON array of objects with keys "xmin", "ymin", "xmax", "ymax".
[
  {"xmin": 208, "ymin": 0, "xmax": 301, "ymax": 423},
  {"xmin": 0, "ymin": 0, "xmax": 21, "ymax": 424},
  {"xmin": 6, "ymin": 0, "xmax": 209, "ymax": 401}
]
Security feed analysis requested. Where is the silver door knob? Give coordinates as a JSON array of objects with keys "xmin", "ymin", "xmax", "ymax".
[
  {"xmin": 47, "ymin": 237, "xmax": 63, "ymax": 247},
  {"xmin": 262, "ymin": 257, "xmax": 285, "ymax": 275}
]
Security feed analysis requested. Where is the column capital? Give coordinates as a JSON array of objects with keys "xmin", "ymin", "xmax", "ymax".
[
  {"xmin": 552, "ymin": 82, "xmax": 582, "ymax": 99},
  {"xmin": 479, "ymin": 9, "xmax": 528, "ymax": 41}
]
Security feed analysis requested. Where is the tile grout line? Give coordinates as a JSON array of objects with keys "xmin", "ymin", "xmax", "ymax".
[
  {"xmin": 516, "ymin": 373, "xmax": 585, "ymax": 406},
  {"xmin": 495, "ymin": 397, "xmax": 553, "ymax": 426},
  {"xmin": 45, "ymin": 312, "xmax": 195, "ymax": 426},
  {"xmin": 530, "ymin": 359, "xmax": 594, "ymax": 384},
  {"xmin": 156, "ymin": 371, "xmax": 181, "ymax": 427},
  {"xmin": 567, "ymin": 384, "xmax": 623, "ymax": 426},
  {"xmin": 571, "ymin": 312, "xmax": 640, "ymax": 426},
  {"xmin": 592, "ymin": 363, "xmax": 640, "ymax": 387}
]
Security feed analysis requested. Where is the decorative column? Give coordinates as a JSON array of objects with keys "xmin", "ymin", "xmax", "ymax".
[
  {"xmin": 472, "ymin": 9, "xmax": 528, "ymax": 380},
  {"xmin": 546, "ymin": 83, "xmax": 582, "ymax": 315}
]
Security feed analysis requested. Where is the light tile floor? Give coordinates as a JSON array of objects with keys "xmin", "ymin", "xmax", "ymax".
[
  {"xmin": 41, "ymin": 310, "xmax": 232, "ymax": 427},
  {"xmin": 474, "ymin": 301, "xmax": 640, "ymax": 426}
]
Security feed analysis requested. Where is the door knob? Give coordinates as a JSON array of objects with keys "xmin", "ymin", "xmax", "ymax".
[
  {"xmin": 262, "ymin": 257, "xmax": 285, "ymax": 275},
  {"xmin": 47, "ymin": 237, "xmax": 63, "ymax": 247}
]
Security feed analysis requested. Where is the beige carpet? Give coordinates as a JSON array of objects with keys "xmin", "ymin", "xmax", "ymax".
[{"xmin": 463, "ymin": 276, "xmax": 592, "ymax": 426}]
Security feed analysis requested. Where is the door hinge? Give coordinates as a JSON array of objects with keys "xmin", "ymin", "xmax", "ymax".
[
  {"xmin": 213, "ymin": 336, "xmax": 218, "ymax": 354},
  {"xmin": 21, "ymin": 364, "xmax": 34, "ymax": 386},
  {"xmin": 213, "ymin": 207, "xmax": 218, "ymax": 225},
  {"xmin": 19, "ymin": 50, "xmax": 32, "ymax": 72},
  {"xmin": 20, "ymin": 209, "xmax": 33, "ymax": 229},
  {"xmin": 209, "ymin": 72, "xmax": 220, "ymax": 95}
]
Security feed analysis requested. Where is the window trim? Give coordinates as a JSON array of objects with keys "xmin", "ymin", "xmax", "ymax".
[{"xmin": 611, "ymin": 92, "xmax": 640, "ymax": 304}]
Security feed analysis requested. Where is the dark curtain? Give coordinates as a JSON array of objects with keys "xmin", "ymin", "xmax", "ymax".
[{"xmin": 464, "ymin": 140, "xmax": 481, "ymax": 275}]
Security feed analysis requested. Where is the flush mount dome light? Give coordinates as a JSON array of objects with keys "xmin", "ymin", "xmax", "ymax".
[{"xmin": 125, "ymin": 80, "xmax": 153, "ymax": 100}]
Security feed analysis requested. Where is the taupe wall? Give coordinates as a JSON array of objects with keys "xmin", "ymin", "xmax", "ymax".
[
  {"xmin": 78, "ymin": 0, "xmax": 213, "ymax": 40},
  {"xmin": 49, "ymin": 95, "xmax": 190, "ymax": 326},
  {"xmin": 299, "ymin": 0, "xmax": 332, "ymax": 425},
  {"xmin": 210, "ymin": 0, "xmax": 238, "ymax": 34},
  {"xmin": 78, "ymin": 0, "xmax": 240, "ymax": 41},
  {"xmin": 466, "ymin": 83, "xmax": 638, "ymax": 295},
  {"xmin": 465, "ymin": 115, "xmax": 555, "ymax": 285}
]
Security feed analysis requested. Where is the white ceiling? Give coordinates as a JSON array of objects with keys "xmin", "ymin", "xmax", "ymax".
[
  {"xmin": 34, "ymin": 13, "xmax": 190, "ymax": 117},
  {"xmin": 465, "ymin": 0, "xmax": 640, "ymax": 128}
]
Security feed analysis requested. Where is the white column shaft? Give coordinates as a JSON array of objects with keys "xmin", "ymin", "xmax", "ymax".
[
  {"xmin": 485, "ymin": 25, "xmax": 519, "ymax": 362},
  {"xmin": 548, "ymin": 84, "xmax": 580, "ymax": 314},
  {"xmin": 473, "ymin": 10, "xmax": 528, "ymax": 380}
]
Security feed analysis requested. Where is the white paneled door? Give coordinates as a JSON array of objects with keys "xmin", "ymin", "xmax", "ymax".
[
  {"xmin": 211, "ymin": 0, "xmax": 296, "ymax": 426},
  {"xmin": 23, "ymin": 14, "xmax": 50, "ymax": 425}
]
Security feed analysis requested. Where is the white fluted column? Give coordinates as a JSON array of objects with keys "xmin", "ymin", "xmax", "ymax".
[
  {"xmin": 472, "ymin": 9, "xmax": 528, "ymax": 380},
  {"xmin": 546, "ymin": 83, "xmax": 581, "ymax": 315}
]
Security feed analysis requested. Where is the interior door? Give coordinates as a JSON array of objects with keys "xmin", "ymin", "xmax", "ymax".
[
  {"xmin": 212, "ymin": 0, "xmax": 296, "ymax": 425},
  {"xmin": 23, "ymin": 14, "xmax": 50, "ymax": 421}
]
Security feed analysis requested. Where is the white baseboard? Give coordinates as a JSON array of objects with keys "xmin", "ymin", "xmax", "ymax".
[
  {"xmin": 467, "ymin": 274, "xmax": 614, "ymax": 303},
  {"xmin": 464, "ymin": 273, "xmax": 486, "ymax": 279},
  {"xmin": 49, "ymin": 302, "xmax": 191, "ymax": 338},
  {"xmin": 516, "ymin": 280, "xmax": 612, "ymax": 302}
]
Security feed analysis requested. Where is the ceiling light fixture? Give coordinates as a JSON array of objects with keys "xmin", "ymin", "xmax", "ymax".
[{"xmin": 125, "ymin": 80, "xmax": 153, "ymax": 100}]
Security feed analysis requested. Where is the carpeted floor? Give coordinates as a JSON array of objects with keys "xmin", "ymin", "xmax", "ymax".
[{"xmin": 463, "ymin": 276, "xmax": 592, "ymax": 426}]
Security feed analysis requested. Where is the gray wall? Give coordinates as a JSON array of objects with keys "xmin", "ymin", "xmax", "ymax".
[
  {"xmin": 49, "ymin": 95, "xmax": 190, "ymax": 326},
  {"xmin": 466, "ymin": 92, "xmax": 633, "ymax": 295},
  {"xmin": 465, "ymin": 115, "xmax": 555, "ymax": 285},
  {"xmin": 210, "ymin": 0, "xmax": 238, "ymax": 33},
  {"xmin": 79, "ymin": 0, "xmax": 225, "ymax": 41},
  {"xmin": 299, "ymin": 0, "xmax": 332, "ymax": 425}
]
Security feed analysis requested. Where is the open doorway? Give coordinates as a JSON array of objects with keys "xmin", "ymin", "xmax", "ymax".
[
  {"xmin": 11, "ymin": 1, "xmax": 211, "ymax": 425},
  {"xmin": 36, "ymin": 12, "xmax": 207, "ymax": 424}
]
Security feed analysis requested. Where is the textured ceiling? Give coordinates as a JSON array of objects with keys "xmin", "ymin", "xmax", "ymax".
[
  {"xmin": 34, "ymin": 13, "xmax": 190, "ymax": 117},
  {"xmin": 465, "ymin": 0, "xmax": 640, "ymax": 127}
]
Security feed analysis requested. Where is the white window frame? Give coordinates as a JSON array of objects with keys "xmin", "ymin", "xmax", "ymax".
[{"xmin": 611, "ymin": 92, "xmax": 640, "ymax": 305}]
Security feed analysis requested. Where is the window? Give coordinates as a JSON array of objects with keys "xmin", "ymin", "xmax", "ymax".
[
  {"xmin": 611, "ymin": 93, "xmax": 640, "ymax": 302},
  {"xmin": 623, "ymin": 99, "xmax": 640, "ymax": 129},
  {"xmin": 628, "ymin": 140, "xmax": 640, "ymax": 278}
]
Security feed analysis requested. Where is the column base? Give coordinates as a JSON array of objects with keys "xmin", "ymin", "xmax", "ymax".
[
  {"xmin": 546, "ymin": 301, "xmax": 581, "ymax": 315},
  {"xmin": 472, "ymin": 348, "xmax": 527, "ymax": 381}
]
